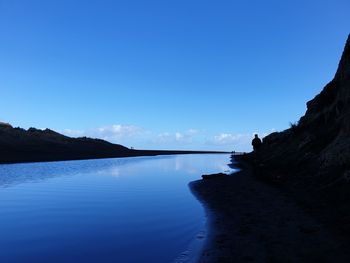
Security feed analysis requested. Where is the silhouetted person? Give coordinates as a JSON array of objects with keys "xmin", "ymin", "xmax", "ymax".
[{"xmin": 252, "ymin": 134, "xmax": 262, "ymax": 151}]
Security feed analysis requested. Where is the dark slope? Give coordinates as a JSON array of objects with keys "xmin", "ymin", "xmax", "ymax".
[
  {"xmin": 0, "ymin": 124, "xmax": 132, "ymax": 163},
  {"xmin": 254, "ymin": 34, "xmax": 350, "ymax": 231},
  {"xmin": 259, "ymin": 34, "xmax": 350, "ymax": 179},
  {"xmin": 0, "ymin": 123, "xmax": 226, "ymax": 164}
]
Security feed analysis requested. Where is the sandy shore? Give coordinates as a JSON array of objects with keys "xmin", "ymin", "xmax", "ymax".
[{"xmin": 190, "ymin": 165, "xmax": 350, "ymax": 262}]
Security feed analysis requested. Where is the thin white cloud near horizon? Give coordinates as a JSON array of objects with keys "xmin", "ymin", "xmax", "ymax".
[
  {"xmin": 208, "ymin": 133, "xmax": 253, "ymax": 147},
  {"xmin": 62, "ymin": 124, "xmax": 275, "ymax": 151},
  {"xmin": 156, "ymin": 129, "xmax": 199, "ymax": 144},
  {"xmin": 62, "ymin": 124, "xmax": 143, "ymax": 141}
]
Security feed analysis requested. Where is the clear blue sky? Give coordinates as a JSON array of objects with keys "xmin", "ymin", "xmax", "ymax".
[{"xmin": 0, "ymin": 0, "xmax": 349, "ymax": 151}]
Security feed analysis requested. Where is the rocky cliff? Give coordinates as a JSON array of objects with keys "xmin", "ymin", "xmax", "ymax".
[
  {"xmin": 260, "ymin": 35, "xmax": 350, "ymax": 187},
  {"xmin": 256, "ymin": 35, "xmax": 350, "ymax": 231},
  {"xmin": 250, "ymin": 34, "xmax": 350, "ymax": 233}
]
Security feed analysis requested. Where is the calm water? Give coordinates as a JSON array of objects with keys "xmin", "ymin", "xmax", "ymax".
[{"xmin": 0, "ymin": 154, "xmax": 233, "ymax": 263}]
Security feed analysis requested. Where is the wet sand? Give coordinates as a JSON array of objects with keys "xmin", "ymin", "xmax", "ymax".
[{"xmin": 190, "ymin": 167, "xmax": 350, "ymax": 262}]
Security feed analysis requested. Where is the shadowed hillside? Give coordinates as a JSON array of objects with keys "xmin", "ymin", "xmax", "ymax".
[
  {"xmin": 255, "ymin": 34, "xmax": 350, "ymax": 230},
  {"xmin": 0, "ymin": 123, "xmax": 132, "ymax": 163},
  {"xmin": 0, "ymin": 123, "xmax": 225, "ymax": 164},
  {"xmin": 259, "ymin": 34, "xmax": 350, "ymax": 180}
]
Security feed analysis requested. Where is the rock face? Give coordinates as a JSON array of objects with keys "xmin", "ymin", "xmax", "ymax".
[
  {"xmin": 258, "ymin": 34, "xmax": 350, "ymax": 206},
  {"xmin": 260, "ymin": 34, "xmax": 350, "ymax": 178}
]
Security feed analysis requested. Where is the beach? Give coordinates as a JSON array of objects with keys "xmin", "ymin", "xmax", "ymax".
[{"xmin": 190, "ymin": 158, "xmax": 350, "ymax": 262}]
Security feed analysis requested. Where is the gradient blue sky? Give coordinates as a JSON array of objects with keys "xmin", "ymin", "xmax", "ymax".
[{"xmin": 0, "ymin": 0, "xmax": 349, "ymax": 151}]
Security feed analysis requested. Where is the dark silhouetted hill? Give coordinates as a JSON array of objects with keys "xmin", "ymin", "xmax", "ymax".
[
  {"xmin": 0, "ymin": 124, "xmax": 133, "ymax": 163},
  {"xmin": 0, "ymin": 123, "xmax": 226, "ymax": 164}
]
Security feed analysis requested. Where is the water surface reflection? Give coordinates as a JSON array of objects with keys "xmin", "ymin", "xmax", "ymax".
[{"xmin": 0, "ymin": 154, "xmax": 233, "ymax": 263}]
